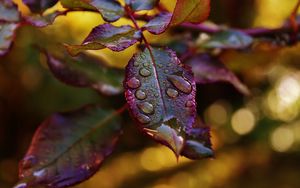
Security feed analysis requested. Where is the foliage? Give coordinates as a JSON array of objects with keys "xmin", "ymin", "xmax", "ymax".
[{"xmin": 1, "ymin": 0, "xmax": 299, "ymax": 188}]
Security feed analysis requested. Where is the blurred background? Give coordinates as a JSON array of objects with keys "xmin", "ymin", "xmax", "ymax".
[{"xmin": 1, "ymin": 0, "xmax": 300, "ymax": 187}]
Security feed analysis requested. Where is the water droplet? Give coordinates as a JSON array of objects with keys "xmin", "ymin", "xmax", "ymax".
[
  {"xmin": 167, "ymin": 75, "xmax": 192, "ymax": 94},
  {"xmin": 138, "ymin": 102, "xmax": 154, "ymax": 114},
  {"xmin": 20, "ymin": 155, "xmax": 36, "ymax": 169},
  {"xmin": 33, "ymin": 169, "xmax": 46, "ymax": 178},
  {"xmin": 185, "ymin": 100, "xmax": 194, "ymax": 107},
  {"xmin": 166, "ymin": 88, "xmax": 179, "ymax": 98},
  {"xmin": 81, "ymin": 164, "xmax": 91, "ymax": 170},
  {"xmin": 167, "ymin": 63, "xmax": 172, "ymax": 67},
  {"xmin": 164, "ymin": 69, "xmax": 169, "ymax": 74},
  {"xmin": 127, "ymin": 77, "xmax": 140, "ymax": 89},
  {"xmin": 154, "ymin": 93, "xmax": 159, "ymax": 97},
  {"xmin": 143, "ymin": 62, "xmax": 150, "ymax": 67},
  {"xmin": 139, "ymin": 68, "xmax": 151, "ymax": 77},
  {"xmin": 13, "ymin": 183, "xmax": 27, "ymax": 188},
  {"xmin": 136, "ymin": 114, "xmax": 151, "ymax": 124},
  {"xmin": 135, "ymin": 90, "xmax": 147, "ymax": 100},
  {"xmin": 134, "ymin": 61, "xmax": 140, "ymax": 67}
]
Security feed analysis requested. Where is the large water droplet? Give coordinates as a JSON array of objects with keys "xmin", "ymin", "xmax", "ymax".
[
  {"xmin": 20, "ymin": 155, "xmax": 36, "ymax": 169},
  {"xmin": 136, "ymin": 114, "xmax": 151, "ymax": 124},
  {"xmin": 138, "ymin": 102, "xmax": 154, "ymax": 114},
  {"xmin": 167, "ymin": 75, "xmax": 192, "ymax": 94},
  {"xmin": 135, "ymin": 89, "xmax": 147, "ymax": 100},
  {"xmin": 127, "ymin": 77, "xmax": 140, "ymax": 89},
  {"xmin": 166, "ymin": 88, "xmax": 179, "ymax": 98},
  {"xmin": 139, "ymin": 68, "xmax": 151, "ymax": 77}
]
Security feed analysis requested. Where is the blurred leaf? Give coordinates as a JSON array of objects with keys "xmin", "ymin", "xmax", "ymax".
[
  {"xmin": 60, "ymin": 0, "xmax": 124, "ymax": 22},
  {"xmin": 22, "ymin": 0, "xmax": 58, "ymax": 13},
  {"xmin": 46, "ymin": 51, "xmax": 124, "ymax": 96},
  {"xmin": 124, "ymin": 47, "xmax": 197, "ymax": 157},
  {"xmin": 23, "ymin": 11, "xmax": 67, "ymax": 27},
  {"xmin": 0, "ymin": 23, "xmax": 19, "ymax": 56},
  {"xmin": 142, "ymin": 12, "xmax": 172, "ymax": 34},
  {"xmin": 0, "ymin": 0, "xmax": 20, "ymax": 22},
  {"xmin": 170, "ymin": 0, "xmax": 210, "ymax": 26},
  {"xmin": 16, "ymin": 105, "xmax": 122, "ymax": 188},
  {"xmin": 201, "ymin": 30, "xmax": 253, "ymax": 49},
  {"xmin": 188, "ymin": 54, "xmax": 250, "ymax": 95},
  {"xmin": 65, "ymin": 24, "xmax": 141, "ymax": 56},
  {"xmin": 125, "ymin": 0, "xmax": 158, "ymax": 11}
]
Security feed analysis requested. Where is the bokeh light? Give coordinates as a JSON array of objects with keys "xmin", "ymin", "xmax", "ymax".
[
  {"xmin": 270, "ymin": 126, "xmax": 295, "ymax": 152},
  {"xmin": 231, "ymin": 108, "xmax": 256, "ymax": 135}
]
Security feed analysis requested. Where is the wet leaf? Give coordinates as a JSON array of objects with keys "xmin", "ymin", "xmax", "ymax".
[
  {"xmin": 142, "ymin": 12, "xmax": 172, "ymax": 34},
  {"xmin": 0, "ymin": 0, "xmax": 20, "ymax": 22},
  {"xmin": 60, "ymin": 0, "xmax": 124, "ymax": 22},
  {"xmin": 16, "ymin": 105, "xmax": 122, "ymax": 188},
  {"xmin": 0, "ymin": 23, "xmax": 18, "ymax": 56},
  {"xmin": 65, "ymin": 24, "xmax": 141, "ymax": 56},
  {"xmin": 46, "ymin": 51, "xmax": 124, "ymax": 96},
  {"xmin": 170, "ymin": 0, "xmax": 210, "ymax": 26},
  {"xmin": 22, "ymin": 0, "xmax": 58, "ymax": 13},
  {"xmin": 201, "ymin": 30, "xmax": 253, "ymax": 49},
  {"xmin": 124, "ymin": 47, "xmax": 197, "ymax": 157},
  {"xmin": 24, "ymin": 11, "xmax": 67, "ymax": 27},
  {"xmin": 187, "ymin": 54, "xmax": 250, "ymax": 95},
  {"xmin": 125, "ymin": 0, "xmax": 158, "ymax": 11}
]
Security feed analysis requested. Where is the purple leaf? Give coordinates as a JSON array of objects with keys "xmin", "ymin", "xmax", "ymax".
[
  {"xmin": 124, "ymin": 47, "xmax": 197, "ymax": 157},
  {"xmin": 23, "ymin": 11, "xmax": 67, "ymax": 27},
  {"xmin": 125, "ymin": 0, "xmax": 158, "ymax": 11},
  {"xmin": 65, "ymin": 24, "xmax": 142, "ymax": 56},
  {"xmin": 187, "ymin": 54, "xmax": 250, "ymax": 95},
  {"xmin": 0, "ymin": 0, "xmax": 20, "ymax": 22},
  {"xmin": 0, "ymin": 23, "xmax": 19, "ymax": 56},
  {"xmin": 46, "ymin": 51, "xmax": 124, "ymax": 96},
  {"xmin": 16, "ymin": 105, "xmax": 122, "ymax": 188},
  {"xmin": 60, "ymin": 0, "xmax": 124, "ymax": 22},
  {"xmin": 22, "ymin": 0, "xmax": 58, "ymax": 13},
  {"xmin": 142, "ymin": 12, "xmax": 172, "ymax": 35}
]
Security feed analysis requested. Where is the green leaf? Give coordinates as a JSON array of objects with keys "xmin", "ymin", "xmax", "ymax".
[
  {"xmin": 65, "ymin": 24, "xmax": 141, "ymax": 56},
  {"xmin": 16, "ymin": 105, "xmax": 122, "ymax": 188},
  {"xmin": 124, "ymin": 47, "xmax": 197, "ymax": 157},
  {"xmin": 201, "ymin": 30, "xmax": 253, "ymax": 49},
  {"xmin": 170, "ymin": 0, "xmax": 210, "ymax": 26},
  {"xmin": 46, "ymin": 51, "xmax": 124, "ymax": 96},
  {"xmin": 126, "ymin": 0, "xmax": 158, "ymax": 11},
  {"xmin": 60, "ymin": 0, "xmax": 124, "ymax": 22}
]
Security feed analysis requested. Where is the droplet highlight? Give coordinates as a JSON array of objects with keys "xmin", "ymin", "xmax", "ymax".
[
  {"xmin": 167, "ymin": 75, "xmax": 192, "ymax": 94},
  {"xmin": 166, "ymin": 88, "xmax": 179, "ymax": 98},
  {"xmin": 138, "ymin": 102, "xmax": 154, "ymax": 114},
  {"xmin": 135, "ymin": 90, "xmax": 147, "ymax": 100},
  {"xmin": 127, "ymin": 77, "xmax": 140, "ymax": 89},
  {"xmin": 139, "ymin": 68, "xmax": 151, "ymax": 77},
  {"xmin": 136, "ymin": 114, "xmax": 151, "ymax": 124}
]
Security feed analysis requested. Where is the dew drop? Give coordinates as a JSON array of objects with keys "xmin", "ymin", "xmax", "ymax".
[
  {"xmin": 135, "ymin": 89, "xmax": 147, "ymax": 100},
  {"xmin": 164, "ymin": 69, "xmax": 169, "ymax": 74},
  {"xmin": 136, "ymin": 114, "xmax": 151, "ymax": 124},
  {"xmin": 134, "ymin": 61, "xmax": 140, "ymax": 67},
  {"xmin": 166, "ymin": 88, "xmax": 179, "ymax": 98},
  {"xmin": 138, "ymin": 102, "xmax": 154, "ymax": 114},
  {"xmin": 139, "ymin": 68, "xmax": 151, "ymax": 77},
  {"xmin": 127, "ymin": 77, "xmax": 140, "ymax": 89},
  {"xmin": 185, "ymin": 100, "xmax": 194, "ymax": 107},
  {"xmin": 20, "ymin": 155, "xmax": 37, "ymax": 169},
  {"xmin": 167, "ymin": 75, "xmax": 192, "ymax": 94},
  {"xmin": 143, "ymin": 62, "xmax": 150, "ymax": 67},
  {"xmin": 154, "ymin": 93, "xmax": 159, "ymax": 97}
]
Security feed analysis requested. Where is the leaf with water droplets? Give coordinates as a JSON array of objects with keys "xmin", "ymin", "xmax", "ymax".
[
  {"xmin": 124, "ymin": 47, "xmax": 197, "ymax": 157},
  {"xmin": 46, "ymin": 50, "xmax": 124, "ymax": 96},
  {"xmin": 170, "ymin": 0, "xmax": 210, "ymax": 26},
  {"xmin": 65, "ymin": 23, "xmax": 142, "ymax": 56},
  {"xmin": 16, "ymin": 105, "xmax": 122, "ymax": 188},
  {"xmin": 22, "ymin": 0, "xmax": 58, "ymax": 13},
  {"xmin": 142, "ymin": 12, "xmax": 172, "ymax": 35},
  {"xmin": 201, "ymin": 30, "xmax": 253, "ymax": 49},
  {"xmin": 187, "ymin": 54, "xmax": 250, "ymax": 95},
  {"xmin": 125, "ymin": 0, "xmax": 158, "ymax": 11},
  {"xmin": 60, "ymin": 0, "xmax": 124, "ymax": 22}
]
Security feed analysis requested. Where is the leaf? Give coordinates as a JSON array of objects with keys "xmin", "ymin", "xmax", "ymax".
[
  {"xmin": 22, "ymin": 0, "xmax": 59, "ymax": 13},
  {"xmin": 60, "ymin": 0, "xmax": 124, "ymax": 22},
  {"xmin": 65, "ymin": 24, "xmax": 142, "ymax": 56},
  {"xmin": 16, "ymin": 105, "xmax": 122, "ymax": 188},
  {"xmin": 142, "ymin": 12, "xmax": 172, "ymax": 35},
  {"xmin": 125, "ymin": 0, "xmax": 158, "ymax": 11},
  {"xmin": 45, "ymin": 51, "xmax": 124, "ymax": 96},
  {"xmin": 0, "ymin": 0, "xmax": 20, "ymax": 22},
  {"xmin": 24, "ymin": 11, "xmax": 67, "ymax": 27},
  {"xmin": 170, "ymin": 0, "xmax": 210, "ymax": 26},
  {"xmin": 187, "ymin": 54, "xmax": 250, "ymax": 95},
  {"xmin": 0, "ymin": 23, "xmax": 18, "ymax": 56},
  {"xmin": 201, "ymin": 30, "xmax": 253, "ymax": 49},
  {"xmin": 124, "ymin": 47, "xmax": 197, "ymax": 157}
]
